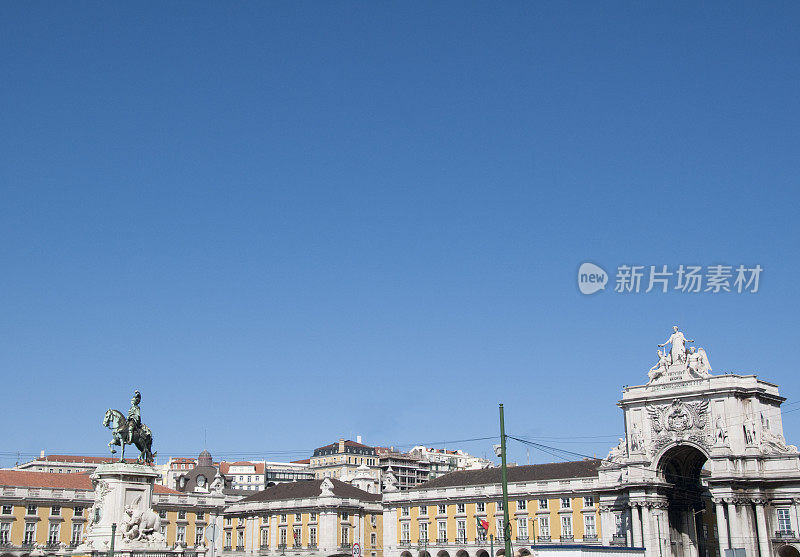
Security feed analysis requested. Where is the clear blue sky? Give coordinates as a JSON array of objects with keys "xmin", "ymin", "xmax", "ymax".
[{"xmin": 1, "ymin": 3, "xmax": 799, "ymax": 468}]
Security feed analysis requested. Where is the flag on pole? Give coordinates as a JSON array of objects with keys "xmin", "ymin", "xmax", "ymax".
[{"xmin": 476, "ymin": 517, "xmax": 489, "ymax": 533}]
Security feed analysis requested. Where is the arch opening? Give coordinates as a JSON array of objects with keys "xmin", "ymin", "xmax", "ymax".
[
  {"xmin": 778, "ymin": 547, "xmax": 800, "ymax": 557},
  {"xmin": 438, "ymin": 551, "xmax": 450, "ymax": 557},
  {"xmin": 456, "ymin": 550, "xmax": 470, "ymax": 557},
  {"xmin": 657, "ymin": 444, "xmax": 713, "ymax": 557},
  {"xmin": 476, "ymin": 550, "xmax": 490, "ymax": 557}
]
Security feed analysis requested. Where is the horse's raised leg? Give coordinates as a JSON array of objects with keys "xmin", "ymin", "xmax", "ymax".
[{"xmin": 109, "ymin": 440, "xmax": 117, "ymax": 455}]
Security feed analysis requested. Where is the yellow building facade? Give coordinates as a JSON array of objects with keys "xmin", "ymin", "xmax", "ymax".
[
  {"xmin": 0, "ymin": 470, "xmax": 223, "ymax": 557},
  {"xmin": 382, "ymin": 460, "xmax": 604, "ymax": 557},
  {"xmin": 223, "ymin": 477, "xmax": 383, "ymax": 557}
]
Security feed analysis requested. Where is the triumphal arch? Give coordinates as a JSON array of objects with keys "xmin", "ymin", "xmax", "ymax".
[{"xmin": 598, "ymin": 327, "xmax": 800, "ymax": 557}]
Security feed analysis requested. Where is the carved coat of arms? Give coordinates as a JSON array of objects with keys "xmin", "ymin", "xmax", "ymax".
[{"xmin": 647, "ymin": 398, "xmax": 710, "ymax": 451}]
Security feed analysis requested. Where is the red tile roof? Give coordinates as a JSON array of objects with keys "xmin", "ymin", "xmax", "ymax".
[
  {"xmin": 0, "ymin": 470, "xmax": 180, "ymax": 494},
  {"xmin": 219, "ymin": 461, "xmax": 265, "ymax": 474},
  {"xmin": 0, "ymin": 470, "xmax": 93, "ymax": 490},
  {"xmin": 291, "ymin": 459, "xmax": 310, "ymax": 464},
  {"xmin": 35, "ymin": 455, "xmax": 137, "ymax": 464}
]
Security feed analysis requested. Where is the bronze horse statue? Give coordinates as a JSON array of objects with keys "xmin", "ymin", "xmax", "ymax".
[{"xmin": 103, "ymin": 409, "xmax": 157, "ymax": 464}]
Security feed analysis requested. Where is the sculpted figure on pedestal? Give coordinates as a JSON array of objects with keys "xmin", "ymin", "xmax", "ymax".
[
  {"xmin": 648, "ymin": 350, "xmax": 669, "ymax": 383},
  {"xmin": 658, "ymin": 325, "xmax": 694, "ymax": 365},
  {"xmin": 120, "ymin": 495, "xmax": 162, "ymax": 543},
  {"xmin": 714, "ymin": 417, "xmax": 729, "ymax": 446},
  {"xmin": 686, "ymin": 347, "xmax": 712, "ymax": 377},
  {"xmin": 606, "ymin": 438, "xmax": 627, "ymax": 462}
]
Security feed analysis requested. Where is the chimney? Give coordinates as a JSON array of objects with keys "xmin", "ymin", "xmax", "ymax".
[
  {"xmin": 40, "ymin": 450, "xmax": 45, "ymax": 458},
  {"xmin": 339, "ymin": 438, "xmax": 345, "ymax": 453},
  {"xmin": 357, "ymin": 435, "xmax": 362, "ymax": 444}
]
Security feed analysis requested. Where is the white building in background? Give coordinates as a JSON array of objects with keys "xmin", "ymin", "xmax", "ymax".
[
  {"xmin": 13, "ymin": 453, "xmax": 135, "ymax": 474},
  {"xmin": 408, "ymin": 446, "xmax": 494, "ymax": 479}
]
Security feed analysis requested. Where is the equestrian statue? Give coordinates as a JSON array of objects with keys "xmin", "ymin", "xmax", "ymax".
[{"xmin": 102, "ymin": 390, "xmax": 157, "ymax": 464}]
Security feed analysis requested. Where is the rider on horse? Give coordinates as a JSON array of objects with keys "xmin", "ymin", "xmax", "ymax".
[{"xmin": 127, "ymin": 390, "xmax": 141, "ymax": 445}]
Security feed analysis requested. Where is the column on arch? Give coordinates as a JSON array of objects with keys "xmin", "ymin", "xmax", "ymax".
[
  {"xmin": 630, "ymin": 504, "xmax": 643, "ymax": 548},
  {"xmin": 715, "ymin": 500, "xmax": 730, "ymax": 551}
]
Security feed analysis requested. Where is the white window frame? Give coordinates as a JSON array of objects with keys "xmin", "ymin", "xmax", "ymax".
[
  {"xmin": 584, "ymin": 496, "xmax": 595, "ymax": 508},
  {"xmin": 0, "ymin": 523, "xmax": 9, "ymax": 544},
  {"xmin": 539, "ymin": 516, "xmax": 550, "ymax": 538},
  {"xmin": 561, "ymin": 515, "xmax": 573, "ymax": 538},
  {"xmin": 438, "ymin": 521, "xmax": 447, "ymax": 542},
  {"xmin": 71, "ymin": 523, "xmax": 82, "ymax": 545},
  {"xmin": 476, "ymin": 502, "xmax": 486, "ymax": 513},
  {"xmin": 310, "ymin": 526, "xmax": 317, "ymax": 546},
  {"xmin": 401, "ymin": 522, "xmax": 410, "ymax": 542},
  {"xmin": 561, "ymin": 498, "xmax": 571, "ymax": 509},
  {"xmin": 48, "ymin": 522, "xmax": 61, "ymax": 543},
  {"xmin": 538, "ymin": 499, "xmax": 548, "ymax": 510},
  {"xmin": 584, "ymin": 514, "xmax": 596, "ymax": 537},
  {"xmin": 777, "ymin": 508, "xmax": 792, "ymax": 533},
  {"xmin": 419, "ymin": 522, "xmax": 428, "ymax": 542},
  {"xmin": 177, "ymin": 525, "xmax": 186, "ymax": 544},
  {"xmin": 518, "ymin": 517, "xmax": 528, "ymax": 539}
]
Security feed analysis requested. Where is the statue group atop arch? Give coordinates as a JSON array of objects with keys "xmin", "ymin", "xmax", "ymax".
[{"xmin": 649, "ymin": 325, "xmax": 712, "ymax": 384}]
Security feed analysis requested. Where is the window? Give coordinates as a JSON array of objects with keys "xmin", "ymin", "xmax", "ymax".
[
  {"xmin": 438, "ymin": 504, "xmax": 446, "ymax": 515},
  {"xmin": 293, "ymin": 527, "xmax": 301, "ymax": 546},
  {"xmin": 27, "ymin": 504, "xmax": 37, "ymax": 515},
  {"xmin": 0, "ymin": 523, "xmax": 8, "ymax": 544},
  {"xmin": 438, "ymin": 521, "xmax": 447, "ymax": 541},
  {"xmin": 310, "ymin": 527, "xmax": 317, "ymax": 546},
  {"xmin": 538, "ymin": 499, "xmax": 548, "ymax": 510},
  {"xmin": 295, "ymin": 513, "xmax": 302, "ymax": 522},
  {"xmin": 196, "ymin": 529, "xmax": 205, "ymax": 546},
  {"xmin": 584, "ymin": 515, "xmax": 596, "ymax": 538},
  {"xmin": 261, "ymin": 527, "xmax": 269, "ymax": 547},
  {"xmin": 51, "ymin": 505, "xmax": 61, "ymax": 516},
  {"xmin": 371, "ymin": 532, "xmax": 377, "ymax": 546},
  {"xmin": 160, "ymin": 509, "xmax": 168, "ymax": 519},
  {"xmin": 778, "ymin": 508, "xmax": 792, "ymax": 533},
  {"xmin": 177, "ymin": 525, "xmax": 186, "ymax": 544},
  {"xmin": 497, "ymin": 500, "xmax": 504, "ymax": 511},
  {"xmin": 561, "ymin": 498, "xmax": 571, "ymax": 509},
  {"xmin": 74, "ymin": 507, "xmax": 83, "ymax": 517},
  {"xmin": 279, "ymin": 528, "xmax": 287, "ymax": 546},
  {"xmin": 178, "ymin": 510, "xmax": 187, "ymax": 520},
  {"xmin": 196, "ymin": 512, "xmax": 204, "ymax": 521},
  {"xmin": 225, "ymin": 531, "xmax": 232, "ymax": 549},
  {"xmin": 496, "ymin": 518, "xmax": 504, "ymax": 539},
  {"xmin": 48, "ymin": 522, "xmax": 60, "ymax": 543},
  {"xmin": 539, "ymin": 516, "xmax": 550, "ymax": 538},
  {"xmin": 370, "ymin": 514, "xmax": 377, "ymax": 527},
  {"xmin": 419, "ymin": 522, "xmax": 428, "ymax": 542},
  {"xmin": 584, "ymin": 497, "xmax": 594, "ymax": 508},
  {"xmin": 517, "ymin": 500, "xmax": 527, "ymax": 511},
  {"xmin": 401, "ymin": 506, "xmax": 410, "ymax": 517},
  {"xmin": 457, "ymin": 503, "xmax": 465, "ymax": 514},
  {"xmin": 24, "ymin": 522, "xmax": 36, "ymax": 544},
  {"xmin": 518, "ymin": 518, "xmax": 528, "ymax": 539},
  {"xmin": 561, "ymin": 516, "xmax": 573, "ymax": 538},
  {"xmin": 225, "ymin": 517, "xmax": 233, "ymax": 526},
  {"xmin": 71, "ymin": 523, "xmax": 82, "ymax": 545},
  {"xmin": 341, "ymin": 526, "xmax": 350, "ymax": 545},
  {"xmin": 237, "ymin": 530, "xmax": 244, "ymax": 548},
  {"xmin": 341, "ymin": 512, "xmax": 349, "ymax": 521},
  {"xmin": 457, "ymin": 519, "xmax": 466, "ymax": 541},
  {"xmin": 1, "ymin": 505, "xmax": 11, "ymax": 515},
  {"xmin": 280, "ymin": 514, "xmax": 287, "ymax": 523},
  {"xmin": 419, "ymin": 505, "xmax": 427, "ymax": 516},
  {"xmin": 401, "ymin": 523, "xmax": 410, "ymax": 542},
  {"xmin": 476, "ymin": 502, "xmax": 486, "ymax": 513}
]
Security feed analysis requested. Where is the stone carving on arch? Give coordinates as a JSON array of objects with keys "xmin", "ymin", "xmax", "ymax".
[{"xmin": 648, "ymin": 399, "xmax": 710, "ymax": 453}]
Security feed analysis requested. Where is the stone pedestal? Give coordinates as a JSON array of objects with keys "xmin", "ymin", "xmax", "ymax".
[{"xmin": 75, "ymin": 463, "xmax": 167, "ymax": 555}]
